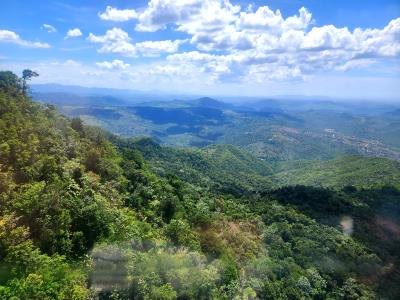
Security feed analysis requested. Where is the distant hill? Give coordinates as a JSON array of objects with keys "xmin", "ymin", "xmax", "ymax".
[
  {"xmin": 268, "ymin": 156, "xmax": 400, "ymax": 189},
  {"xmin": 33, "ymin": 92, "xmax": 129, "ymax": 106},
  {"xmin": 385, "ymin": 108, "xmax": 400, "ymax": 116},
  {"xmin": 191, "ymin": 97, "xmax": 235, "ymax": 109},
  {"xmin": 51, "ymin": 100, "xmax": 400, "ymax": 161},
  {"xmin": 133, "ymin": 106, "xmax": 227, "ymax": 126},
  {"xmin": 31, "ymin": 84, "xmax": 200, "ymax": 103},
  {"xmin": 250, "ymin": 98, "xmax": 400, "ymax": 115},
  {"xmin": 31, "ymin": 83, "xmax": 147, "ymax": 96},
  {"xmin": 30, "ymin": 84, "xmax": 400, "ymax": 161}
]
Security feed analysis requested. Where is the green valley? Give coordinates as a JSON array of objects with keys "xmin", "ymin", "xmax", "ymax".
[{"xmin": 1, "ymin": 71, "xmax": 400, "ymax": 299}]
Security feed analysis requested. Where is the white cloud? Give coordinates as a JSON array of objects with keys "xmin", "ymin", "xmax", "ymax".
[
  {"xmin": 336, "ymin": 59, "xmax": 375, "ymax": 72},
  {"xmin": 87, "ymin": 28, "xmax": 136, "ymax": 56},
  {"xmin": 284, "ymin": 7, "xmax": 313, "ymax": 31},
  {"xmin": 356, "ymin": 18, "xmax": 400, "ymax": 58},
  {"xmin": 96, "ymin": 59, "xmax": 130, "ymax": 70},
  {"xmin": 166, "ymin": 51, "xmax": 242, "ymax": 82},
  {"xmin": 49, "ymin": 59, "xmax": 81, "ymax": 67},
  {"xmin": 301, "ymin": 25, "xmax": 355, "ymax": 50},
  {"xmin": 123, "ymin": 0, "xmax": 400, "ymax": 83},
  {"xmin": 99, "ymin": 6, "xmax": 138, "ymax": 22},
  {"xmin": 87, "ymin": 27, "xmax": 130, "ymax": 44},
  {"xmin": 3, "ymin": 57, "xmax": 399, "ymax": 99},
  {"xmin": 0, "ymin": 29, "xmax": 50, "ymax": 48},
  {"xmin": 145, "ymin": 64, "xmax": 192, "ymax": 77},
  {"xmin": 2, "ymin": 1, "xmax": 396, "ymax": 92},
  {"xmin": 135, "ymin": 0, "xmax": 240, "ymax": 33},
  {"xmin": 31, "ymin": 0, "xmax": 396, "ymax": 89},
  {"xmin": 236, "ymin": 6, "xmax": 312, "ymax": 32},
  {"xmin": 42, "ymin": 24, "xmax": 57, "ymax": 33},
  {"xmin": 65, "ymin": 28, "xmax": 82, "ymax": 39},
  {"xmin": 135, "ymin": 39, "xmax": 186, "ymax": 56},
  {"xmin": 88, "ymin": 28, "xmax": 185, "ymax": 56},
  {"xmin": 187, "ymin": 6, "xmax": 313, "ymax": 51}
]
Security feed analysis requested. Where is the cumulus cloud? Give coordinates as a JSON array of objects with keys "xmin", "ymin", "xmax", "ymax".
[
  {"xmin": 42, "ymin": 24, "xmax": 57, "ymax": 33},
  {"xmin": 89, "ymin": 1, "xmax": 400, "ymax": 84},
  {"xmin": 136, "ymin": 0, "xmax": 240, "ymax": 33},
  {"xmin": 99, "ymin": 6, "xmax": 138, "ymax": 22},
  {"xmin": 124, "ymin": 0, "xmax": 399, "ymax": 83},
  {"xmin": 236, "ymin": 6, "xmax": 312, "ymax": 32},
  {"xmin": 65, "ymin": 28, "xmax": 82, "ymax": 39},
  {"xmin": 88, "ymin": 28, "xmax": 136, "ymax": 56},
  {"xmin": 87, "ymin": 27, "xmax": 130, "ymax": 44},
  {"xmin": 96, "ymin": 59, "xmax": 130, "ymax": 70},
  {"xmin": 135, "ymin": 39, "xmax": 186, "ymax": 56},
  {"xmin": 88, "ymin": 27, "xmax": 185, "ymax": 56},
  {"xmin": 336, "ymin": 59, "xmax": 375, "ymax": 72},
  {"xmin": 0, "ymin": 29, "xmax": 50, "ymax": 48},
  {"xmin": 166, "ymin": 50, "xmax": 303, "ymax": 82}
]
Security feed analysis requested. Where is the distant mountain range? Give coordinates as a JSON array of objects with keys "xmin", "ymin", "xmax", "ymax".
[
  {"xmin": 31, "ymin": 83, "xmax": 201, "ymax": 106},
  {"xmin": 32, "ymin": 83, "xmax": 399, "ymax": 113},
  {"xmin": 32, "ymin": 83, "xmax": 147, "ymax": 96},
  {"xmin": 30, "ymin": 83, "xmax": 400, "ymax": 161}
]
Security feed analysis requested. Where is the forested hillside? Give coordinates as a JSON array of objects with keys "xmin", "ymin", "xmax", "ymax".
[
  {"xmin": 117, "ymin": 138, "xmax": 400, "ymax": 193},
  {"xmin": 111, "ymin": 137, "xmax": 274, "ymax": 195},
  {"xmin": 1, "ymin": 71, "xmax": 399, "ymax": 299},
  {"xmin": 268, "ymin": 156, "xmax": 400, "ymax": 189}
]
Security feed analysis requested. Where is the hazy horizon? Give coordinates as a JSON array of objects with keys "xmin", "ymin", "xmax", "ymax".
[{"xmin": 30, "ymin": 82, "xmax": 400, "ymax": 103}]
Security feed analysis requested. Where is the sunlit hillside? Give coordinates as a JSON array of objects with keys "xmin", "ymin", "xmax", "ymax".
[{"xmin": 1, "ymin": 0, "xmax": 399, "ymax": 299}]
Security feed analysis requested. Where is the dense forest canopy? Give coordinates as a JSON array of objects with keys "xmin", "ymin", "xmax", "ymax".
[{"xmin": 0, "ymin": 70, "xmax": 399, "ymax": 299}]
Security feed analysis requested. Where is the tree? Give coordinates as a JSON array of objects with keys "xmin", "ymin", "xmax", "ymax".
[
  {"xmin": 22, "ymin": 69, "xmax": 39, "ymax": 94},
  {"xmin": 0, "ymin": 71, "xmax": 22, "ymax": 94},
  {"xmin": 71, "ymin": 117, "xmax": 85, "ymax": 136}
]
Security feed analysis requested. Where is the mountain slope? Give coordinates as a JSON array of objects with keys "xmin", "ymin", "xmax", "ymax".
[
  {"xmin": 115, "ymin": 137, "xmax": 400, "ymax": 194},
  {"xmin": 269, "ymin": 156, "xmax": 400, "ymax": 189},
  {"xmin": 1, "ymin": 71, "xmax": 399, "ymax": 299},
  {"xmin": 113, "ymin": 137, "xmax": 274, "ymax": 194}
]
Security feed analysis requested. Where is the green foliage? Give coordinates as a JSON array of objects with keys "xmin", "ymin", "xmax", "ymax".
[
  {"xmin": 0, "ymin": 214, "xmax": 90, "ymax": 299},
  {"xmin": 165, "ymin": 219, "xmax": 201, "ymax": 250},
  {"xmin": 92, "ymin": 244, "xmax": 221, "ymax": 300},
  {"xmin": 199, "ymin": 219, "xmax": 264, "ymax": 262},
  {"xmin": 0, "ymin": 72, "xmax": 126, "ymax": 298},
  {"xmin": 116, "ymin": 137, "xmax": 400, "ymax": 196},
  {"xmin": 0, "ymin": 71, "xmax": 398, "ymax": 299},
  {"xmin": 269, "ymin": 156, "xmax": 400, "ymax": 189},
  {"xmin": 116, "ymin": 137, "xmax": 273, "ymax": 195},
  {"xmin": 0, "ymin": 71, "xmax": 22, "ymax": 95}
]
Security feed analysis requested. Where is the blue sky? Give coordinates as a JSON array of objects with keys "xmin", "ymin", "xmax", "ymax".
[{"xmin": 0, "ymin": 0, "xmax": 399, "ymax": 99}]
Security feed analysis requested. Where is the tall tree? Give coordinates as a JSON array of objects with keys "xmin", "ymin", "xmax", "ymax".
[{"xmin": 22, "ymin": 69, "xmax": 39, "ymax": 94}]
